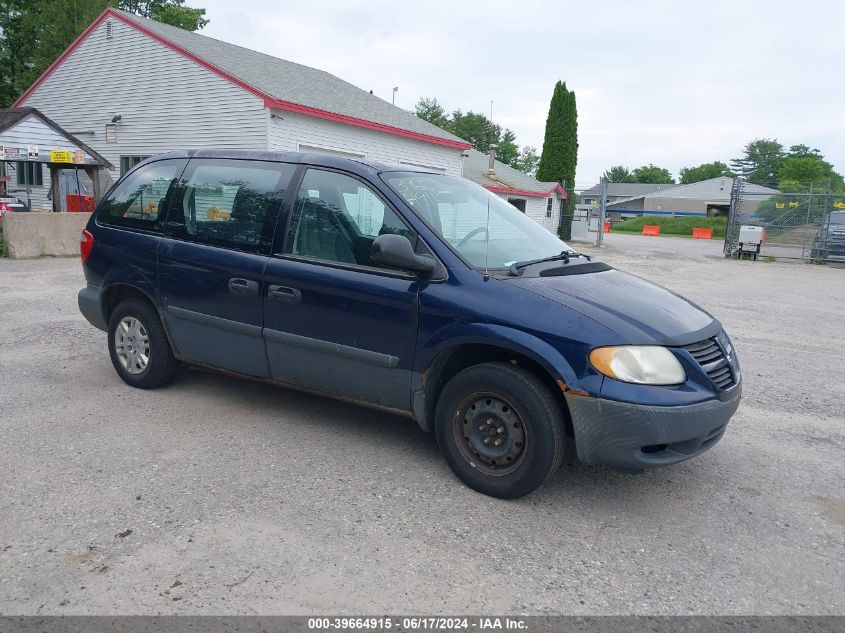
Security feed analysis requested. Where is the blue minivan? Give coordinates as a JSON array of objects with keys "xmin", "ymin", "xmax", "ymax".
[{"xmin": 78, "ymin": 150, "xmax": 742, "ymax": 498}]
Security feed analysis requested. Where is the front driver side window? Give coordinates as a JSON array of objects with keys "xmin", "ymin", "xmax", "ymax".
[{"xmin": 284, "ymin": 169, "xmax": 415, "ymax": 269}]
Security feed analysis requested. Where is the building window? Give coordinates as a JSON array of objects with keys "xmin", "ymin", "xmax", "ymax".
[
  {"xmin": 507, "ymin": 198, "xmax": 526, "ymax": 213},
  {"xmin": 546, "ymin": 197, "xmax": 553, "ymax": 217},
  {"xmin": 120, "ymin": 155, "xmax": 150, "ymax": 175},
  {"xmin": 17, "ymin": 162, "xmax": 43, "ymax": 186}
]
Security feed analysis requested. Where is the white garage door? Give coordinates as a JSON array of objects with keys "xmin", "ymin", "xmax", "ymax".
[{"xmin": 297, "ymin": 143, "xmax": 365, "ymax": 160}]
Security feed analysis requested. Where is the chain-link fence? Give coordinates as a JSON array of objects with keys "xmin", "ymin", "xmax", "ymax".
[
  {"xmin": 564, "ymin": 182, "xmax": 607, "ymax": 246},
  {"xmin": 724, "ymin": 179, "xmax": 845, "ymax": 262}
]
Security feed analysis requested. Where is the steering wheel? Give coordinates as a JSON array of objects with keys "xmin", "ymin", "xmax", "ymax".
[{"xmin": 458, "ymin": 226, "xmax": 489, "ymax": 248}]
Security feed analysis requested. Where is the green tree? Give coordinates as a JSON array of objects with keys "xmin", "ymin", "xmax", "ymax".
[
  {"xmin": 536, "ymin": 80, "xmax": 577, "ymax": 238},
  {"xmin": 730, "ymin": 139, "xmax": 784, "ymax": 186},
  {"xmin": 602, "ymin": 165, "xmax": 632, "ymax": 183},
  {"xmin": 786, "ymin": 144, "xmax": 823, "ymax": 159},
  {"xmin": 630, "ymin": 164, "xmax": 674, "ymax": 184},
  {"xmin": 495, "ymin": 129, "xmax": 519, "ymax": 166},
  {"xmin": 120, "ymin": 0, "xmax": 208, "ymax": 30},
  {"xmin": 0, "ymin": 0, "xmax": 208, "ymax": 107},
  {"xmin": 414, "ymin": 97, "xmax": 537, "ymax": 173},
  {"xmin": 511, "ymin": 146, "xmax": 540, "ymax": 176},
  {"xmin": 414, "ymin": 97, "xmax": 449, "ymax": 129},
  {"xmin": 536, "ymin": 80, "xmax": 578, "ymax": 189},
  {"xmin": 778, "ymin": 155, "xmax": 844, "ymax": 192},
  {"xmin": 449, "ymin": 110, "xmax": 501, "ymax": 154},
  {"xmin": 679, "ymin": 161, "xmax": 732, "ymax": 184}
]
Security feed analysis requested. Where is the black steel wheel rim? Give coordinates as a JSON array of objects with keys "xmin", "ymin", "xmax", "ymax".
[{"xmin": 453, "ymin": 393, "xmax": 527, "ymax": 476}]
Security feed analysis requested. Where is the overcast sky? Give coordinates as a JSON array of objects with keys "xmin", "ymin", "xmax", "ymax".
[{"xmin": 197, "ymin": 0, "xmax": 843, "ymax": 189}]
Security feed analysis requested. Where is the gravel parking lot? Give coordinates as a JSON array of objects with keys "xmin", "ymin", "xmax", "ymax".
[{"xmin": 1, "ymin": 233, "xmax": 843, "ymax": 615}]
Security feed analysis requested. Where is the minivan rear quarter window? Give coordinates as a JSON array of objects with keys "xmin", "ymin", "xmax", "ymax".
[{"xmin": 97, "ymin": 159, "xmax": 185, "ymax": 231}]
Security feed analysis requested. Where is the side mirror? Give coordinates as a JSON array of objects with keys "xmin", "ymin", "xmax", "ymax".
[{"xmin": 371, "ymin": 234, "xmax": 436, "ymax": 275}]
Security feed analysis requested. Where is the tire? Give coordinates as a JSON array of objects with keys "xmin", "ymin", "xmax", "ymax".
[
  {"xmin": 107, "ymin": 298, "xmax": 177, "ymax": 389},
  {"xmin": 434, "ymin": 362, "xmax": 564, "ymax": 499}
]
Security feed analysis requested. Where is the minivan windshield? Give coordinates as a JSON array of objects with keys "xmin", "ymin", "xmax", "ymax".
[{"xmin": 383, "ymin": 172, "xmax": 569, "ymax": 270}]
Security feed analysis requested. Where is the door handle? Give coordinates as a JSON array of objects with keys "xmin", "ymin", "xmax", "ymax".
[
  {"xmin": 228, "ymin": 277, "xmax": 259, "ymax": 295},
  {"xmin": 268, "ymin": 284, "xmax": 301, "ymax": 304}
]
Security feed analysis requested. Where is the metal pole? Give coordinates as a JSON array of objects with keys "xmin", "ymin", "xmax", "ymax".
[
  {"xmin": 596, "ymin": 178, "xmax": 608, "ymax": 247},
  {"xmin": 803, "ymin": 182, "xmax": 813, "ymax": 260},
  {"xmin": 50, "ymin": 166, "xmax": 61, "ymax": 213}
]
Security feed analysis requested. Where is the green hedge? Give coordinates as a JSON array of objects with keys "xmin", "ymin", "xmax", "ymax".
[{"xmin": 612, "ymin": 215, "xmax": 726, "ymax": 238}]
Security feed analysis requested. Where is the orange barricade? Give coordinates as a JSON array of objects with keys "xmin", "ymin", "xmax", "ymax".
[
  {"xmin": 66, "ymin": 194, "xmax": 95, "ymax": 212},
  {"xmin": 692, "ymin": 228, "xmax": 713, "ymax": 240},
  {"xmin": 603, "ymin": 221, "xmax": 611, "ymax": 233},
  {"xmin": 642, "ymin": 225, "xmax": 660, "ymax": 236}
]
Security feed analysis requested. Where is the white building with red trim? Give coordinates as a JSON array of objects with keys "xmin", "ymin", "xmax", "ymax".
[
  {"xmin": 14, "ymin": 7, "xmax": 562, "ymax": 232},
  {"xmin": 13, "ymin": 8, "xmax": 470, "ymax": 210},
  {"xmin": 461, "ymin": 149, "xmax": 566, "ymax": 232}
]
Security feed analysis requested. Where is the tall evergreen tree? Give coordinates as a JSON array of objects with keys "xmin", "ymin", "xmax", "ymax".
[{"xmin": 536, "ymin": 81, "xmax": 578, "ymax": 237}]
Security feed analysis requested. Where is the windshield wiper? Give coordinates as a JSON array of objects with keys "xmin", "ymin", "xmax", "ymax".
[{"xmin": 508, "ymin": 250, "xmax": 591, "ymax": 276}]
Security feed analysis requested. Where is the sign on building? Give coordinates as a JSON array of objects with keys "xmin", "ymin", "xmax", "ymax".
[{"xmin": 50, "ymin": 150, "xmax": 74, "ymax": 163}]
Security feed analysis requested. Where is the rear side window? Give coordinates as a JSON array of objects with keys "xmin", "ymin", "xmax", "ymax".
[
  {"xmin": 98, "ymin": 159, "xmax": 185, "ymax": 230},
  {"xmin": 168, "ymin": 159, "xmax": 295, "ymax": 254}
]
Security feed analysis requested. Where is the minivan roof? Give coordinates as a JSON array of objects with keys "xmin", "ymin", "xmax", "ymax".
[{"xmin": 140, "ymin": 149, "xmax": 446, "ymax": 176}]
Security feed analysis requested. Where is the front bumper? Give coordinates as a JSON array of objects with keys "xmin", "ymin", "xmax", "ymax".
[
  {"xmin": 78, "ymin": 283, "xmax": 108, "ymax": 332},
  {"xmin": 566, "ymin": 387, "xmax": 741, "ymax": 471}
]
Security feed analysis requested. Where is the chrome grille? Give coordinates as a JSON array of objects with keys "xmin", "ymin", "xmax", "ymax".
[{"xmin": 683, "ymin": 336, "xmax": 736, "ymax": 390}]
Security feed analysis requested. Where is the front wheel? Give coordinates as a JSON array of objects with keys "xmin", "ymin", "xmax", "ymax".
[
  {"xmin": 107, "ymin": 298, "xmax": 177, "ymax": 389},
  {"xmin": 435, "ymin": 362, "xmax": 564, "ymax": 499}
]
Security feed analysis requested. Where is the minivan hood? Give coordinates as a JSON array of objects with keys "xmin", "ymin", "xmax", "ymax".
[{"xmin": 507, "ymin": 268, "xmax": 719, "ymax": 345}]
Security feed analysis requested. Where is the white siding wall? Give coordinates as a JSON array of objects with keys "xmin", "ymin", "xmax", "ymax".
[
  {"xmin": 21, "ymin": 17, "xmax": 267, "ymax": 210},
  {"xmin": 495, "ymin": 192, "xmax": 561, "ymax": 233},
  {"xmin": 1, "ymin": 116, "xmax": 102, "ymax": 210},
  {"xmin": 1, "ymin": 117, "xmax": 82, "ymax": 208},
  {"xmin": 0, "ymin": 115, "xmax": 86, "ymax": 153},
  {"xmin": 268, "ymin": 110, "xmax": 463, "ymax": 176}
]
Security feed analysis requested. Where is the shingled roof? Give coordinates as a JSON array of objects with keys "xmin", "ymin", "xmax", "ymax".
[
  {"xmin": 580, "ymin": 182, "xmax": 678, "ymax": 198},
  {"xmin": 463, "ymin": 149, "xmax": 566, "ymax": 198},
  {"xmin": 15, "ymin": 8, "xmax": 470, "ymax": 150}
]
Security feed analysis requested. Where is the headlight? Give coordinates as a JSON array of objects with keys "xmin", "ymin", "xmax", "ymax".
[{"xmin": 589, "ymin": 346, "xmax": 686, "ymax": 385}]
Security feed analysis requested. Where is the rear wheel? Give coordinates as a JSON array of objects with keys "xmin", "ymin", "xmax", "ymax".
[
  {"xmin": 107, "ymin": 298, "xmax": 177, "ymax": 389},
  {"xmin": 435, "ymin": 362, "xmax": 564, "ymax": 499}
]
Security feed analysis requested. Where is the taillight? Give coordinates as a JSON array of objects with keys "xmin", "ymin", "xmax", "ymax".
[{"xmin": 80, "ymin": 229, "xmax": 94, "ymax": 263}]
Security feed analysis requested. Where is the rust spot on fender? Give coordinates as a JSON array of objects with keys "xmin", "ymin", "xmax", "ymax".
[{"xmin": 557, "ymin": 379, "xmax": 588, "ymax": 397}]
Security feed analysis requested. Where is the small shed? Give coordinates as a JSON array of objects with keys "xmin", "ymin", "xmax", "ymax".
[{"xmin": 0, "ymin": 107, "xmax": 113, "ymax": 212}]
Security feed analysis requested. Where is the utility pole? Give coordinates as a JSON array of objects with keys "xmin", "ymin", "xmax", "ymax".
[{"xmin": 596, "ymin": 178, "xmax": 608, "ymax": 247}]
